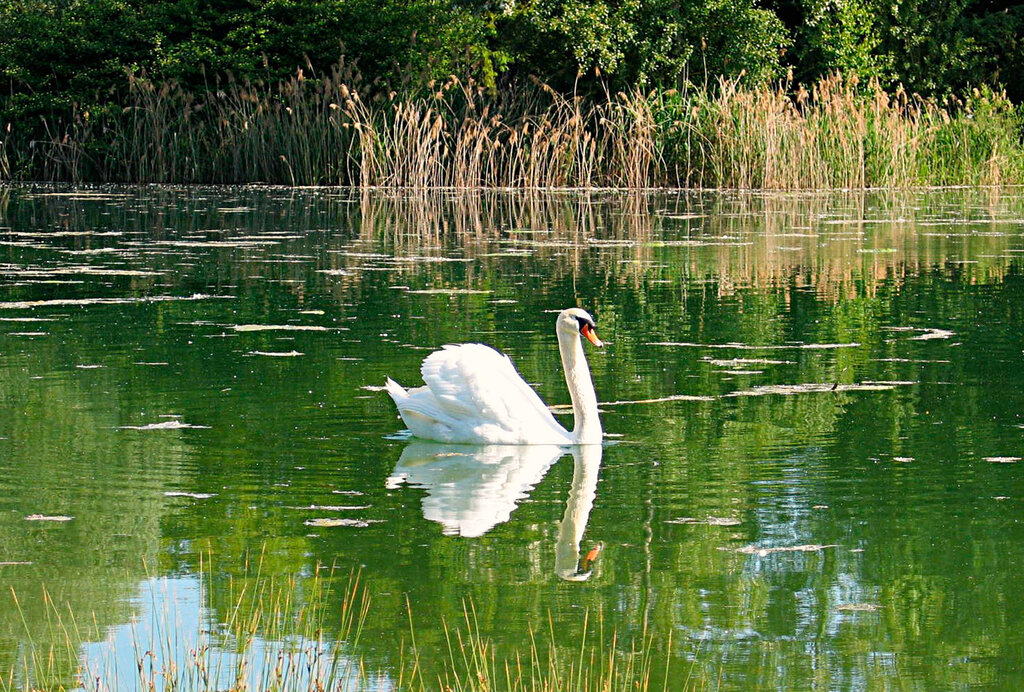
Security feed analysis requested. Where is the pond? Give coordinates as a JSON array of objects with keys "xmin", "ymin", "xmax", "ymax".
[{"xmin": 1, "ymin": 185, "xmax": 1023, "ymax": 690}]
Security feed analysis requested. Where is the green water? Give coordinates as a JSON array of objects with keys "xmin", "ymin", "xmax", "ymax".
[{"xmin": 1, "ymin": 185, "xmax": 1024, "ymax": 690}]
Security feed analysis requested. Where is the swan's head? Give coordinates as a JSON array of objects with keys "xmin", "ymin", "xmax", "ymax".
[{"xmin": 557, "ymin": 308, "xmax": 603, "ymax": 347}]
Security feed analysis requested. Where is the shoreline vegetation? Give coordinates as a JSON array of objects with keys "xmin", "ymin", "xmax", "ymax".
[{"xmin": 2, "ymin": 69, "xmax": 1022, "ymax": 190}]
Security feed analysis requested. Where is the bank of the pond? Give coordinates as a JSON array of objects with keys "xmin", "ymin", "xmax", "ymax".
[{"xmin": 2, "ymin": 74, "xmax": 1022, "ymax": 190}]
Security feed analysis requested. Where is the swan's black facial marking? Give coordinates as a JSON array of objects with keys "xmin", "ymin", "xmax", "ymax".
[
  {"xmin": 573, "ymin": 314, "xmax": 596, "ymax": 332},
  {"xmin": 573, "ymin": 313, "xmax": 603, "ymax": 347}
]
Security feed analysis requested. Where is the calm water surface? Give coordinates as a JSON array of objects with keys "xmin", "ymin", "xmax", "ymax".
[{"xmin": 1, "ymin": 185, "xmax": 1023, "ymax": 690}]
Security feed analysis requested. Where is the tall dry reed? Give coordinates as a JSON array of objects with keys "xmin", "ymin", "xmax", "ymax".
[
  {"xmin": 5, "ymin": 68, "xmax": 1023, "ymax": 188},
  {"xmin": 0, "ymin": 123, "xmax": 13, "ymax": 180},
  {"xmin": 665, "ymin": 73, "xmax": 1023, "ymax": 189}
]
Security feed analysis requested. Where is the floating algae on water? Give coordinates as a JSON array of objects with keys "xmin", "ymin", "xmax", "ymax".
[
  {"xmin": 666, "ymin": 516, "xmax": 742, "ymax": 526},
  {"xmin": 119, "ymin": 420, "xmax": 211, "ymax": 430},
  {"xmin": 645, "ymin": 341, "xmax": 861, "ymax": 350},
  {"xmin": 231, "ymin": 324, "xmax": 336, "ymax": 332},
  {"xmin": 304, "ymin": 518, "xmax": 377, "ymax": 528},
  {"xmin": 735, "ymin": 544, "xmax": 840, "ymax": 556}
]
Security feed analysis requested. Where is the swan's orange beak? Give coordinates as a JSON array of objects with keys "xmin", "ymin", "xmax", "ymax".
[{"xmin": 581, "ymin": 323, "xmax": 604, "ymax": 348}]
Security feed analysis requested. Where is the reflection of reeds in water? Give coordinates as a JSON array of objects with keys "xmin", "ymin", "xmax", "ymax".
[
  {"xmin": 334, "ymin": 189, "xmax": 1024, "ymax": 303},
  {"xmin": 12, "ymin": 69, "xmax": 1023, "ymax": 188},
  {"xmin": 3, "ymin": 187, "xmax": 1020, "ymax": 306}
]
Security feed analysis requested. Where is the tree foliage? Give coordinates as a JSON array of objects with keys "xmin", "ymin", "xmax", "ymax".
[
  {"xmin": 493, "ymin": 0, "xmax": 788, "ymax": 89},
  {"xmin": 0, "ymin": 0, "xmax": 1021, "ymax": 154},
  {"xmin": 789, "ymin": 0, "xmax": 1024, "ymax": 99}
]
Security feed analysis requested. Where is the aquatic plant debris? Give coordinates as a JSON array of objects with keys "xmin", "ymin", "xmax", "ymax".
[
  {"xmin": 0, "ymin": 294, "xmax": 232, "ymax": 309},
  {"xmin": 704, "ymin": 357, "xmax": 795, "ymax": 366},
  {"xmin": 707, "ymin": 517, "xmax": 742, "ymax": 526},
  {"xmin": 287, "ymin": 504, "xmax": 371, "ymax": 511},
  {"xmin": 4, "ymin": 266, "xmax": 162, "ymax": 277},
  {"xmin": 149, "ymin": 240, "xmax": 278, "ymax": 248},
  {"xmin": 231, "ymin": 324, "xmax": 334, "ymax": 332},
  {"xmin": 985, "ymin": 457, "xmax": 1021, "ymax": 463},
  {"xmin": 726, "ymin": 381, "xmax": 914, "ymax": 397},
  {"xmin": 735, "ymin": 544, "xmax": 839, "ymax": 556},
  {"xmin": 303, "ymin": 518, "xmax": 378, "ymax": 528},
  {"xmin": 667, "ymin": 516, "xmax": 741, "ymax": 526},
  {"xmin": 588, "ymin": 381, "xmax": 910, "ymax": 408},
  {"xmin": 25, "ymin": 514, "xmax": 73, "ymax": 522},
  {"xmin": 910, "ymin": 328, "xmax": 955, "ymax": 341},
  {"xmin": 119, "ymin": 420, "xmax": 211, "ymax": 430},
  {"xmin": 885, "ymin": 326, "xmax": 955, "ymax": 340},
  {"xmin": 405, "ymin": 288, "xmax": 492, "ymax": 295},
  {"xmin": 647, "ymin": 341, "xmax": 860, "ymax": 350},
  {"xmin": 600, "ymin": 394, "xmax": 716, "ymax": 406}
]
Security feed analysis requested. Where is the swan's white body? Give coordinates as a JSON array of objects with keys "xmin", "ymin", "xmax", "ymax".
[{"xmin": 385, "ymin": 308, "xmax": 603, "ymax": 445}]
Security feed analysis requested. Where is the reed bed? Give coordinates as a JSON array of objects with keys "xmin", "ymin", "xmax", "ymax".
[
  {"xmin": 667, "ymin": 74, "xmax": 1024, "ymax": 188},
  {"xmin": 3, "ymin": 69, "xmax": 1022, "ymax": 188},
  {"xmin": 3, "ymin": 566, "xmax": 680, "ymax": 692}
]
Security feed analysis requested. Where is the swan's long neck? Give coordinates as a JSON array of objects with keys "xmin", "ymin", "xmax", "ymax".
[{"xmin": 557, "ymin": 329, "xmax": 602, "ymax": 444}]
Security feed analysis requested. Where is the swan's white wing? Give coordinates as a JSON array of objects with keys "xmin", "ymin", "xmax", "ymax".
[
  {"xmin": 422, "ymin": 344, "xmax": 569, "ymax": 440},
  {"xmin": 393, "ymin": 343, "xmax": 570, "ymax": 444}
]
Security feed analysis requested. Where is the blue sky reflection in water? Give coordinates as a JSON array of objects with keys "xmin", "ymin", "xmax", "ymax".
[
  {"xmin": 79, "ymin": 576, "xmax": 384, "ymax": 692},
  {"xmin": 1, "ymin": 186, "xmax": 1023, "ymax": 689}
]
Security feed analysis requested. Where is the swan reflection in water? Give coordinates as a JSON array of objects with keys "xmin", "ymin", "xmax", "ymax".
[
  {"xmin": 554, "ymin": 444, "xmax": 603, "ymax": 581},
  {"xmin": 387, "ymin": 443, "xmax": 603, "ymax": 580}
]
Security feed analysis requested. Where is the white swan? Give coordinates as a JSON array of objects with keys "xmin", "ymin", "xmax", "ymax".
[{"xmin": 385, "ymin": 307, "xmax": 604, "ymax": 444}]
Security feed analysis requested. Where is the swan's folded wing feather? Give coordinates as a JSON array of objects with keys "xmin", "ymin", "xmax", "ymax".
[
  {"xmin": 420, "ymin": 343, "xmax": 568, "ymax": 439},
  {"xmin": 390, "ymin": 384, "xmax": 453, "ymax": 424}
]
